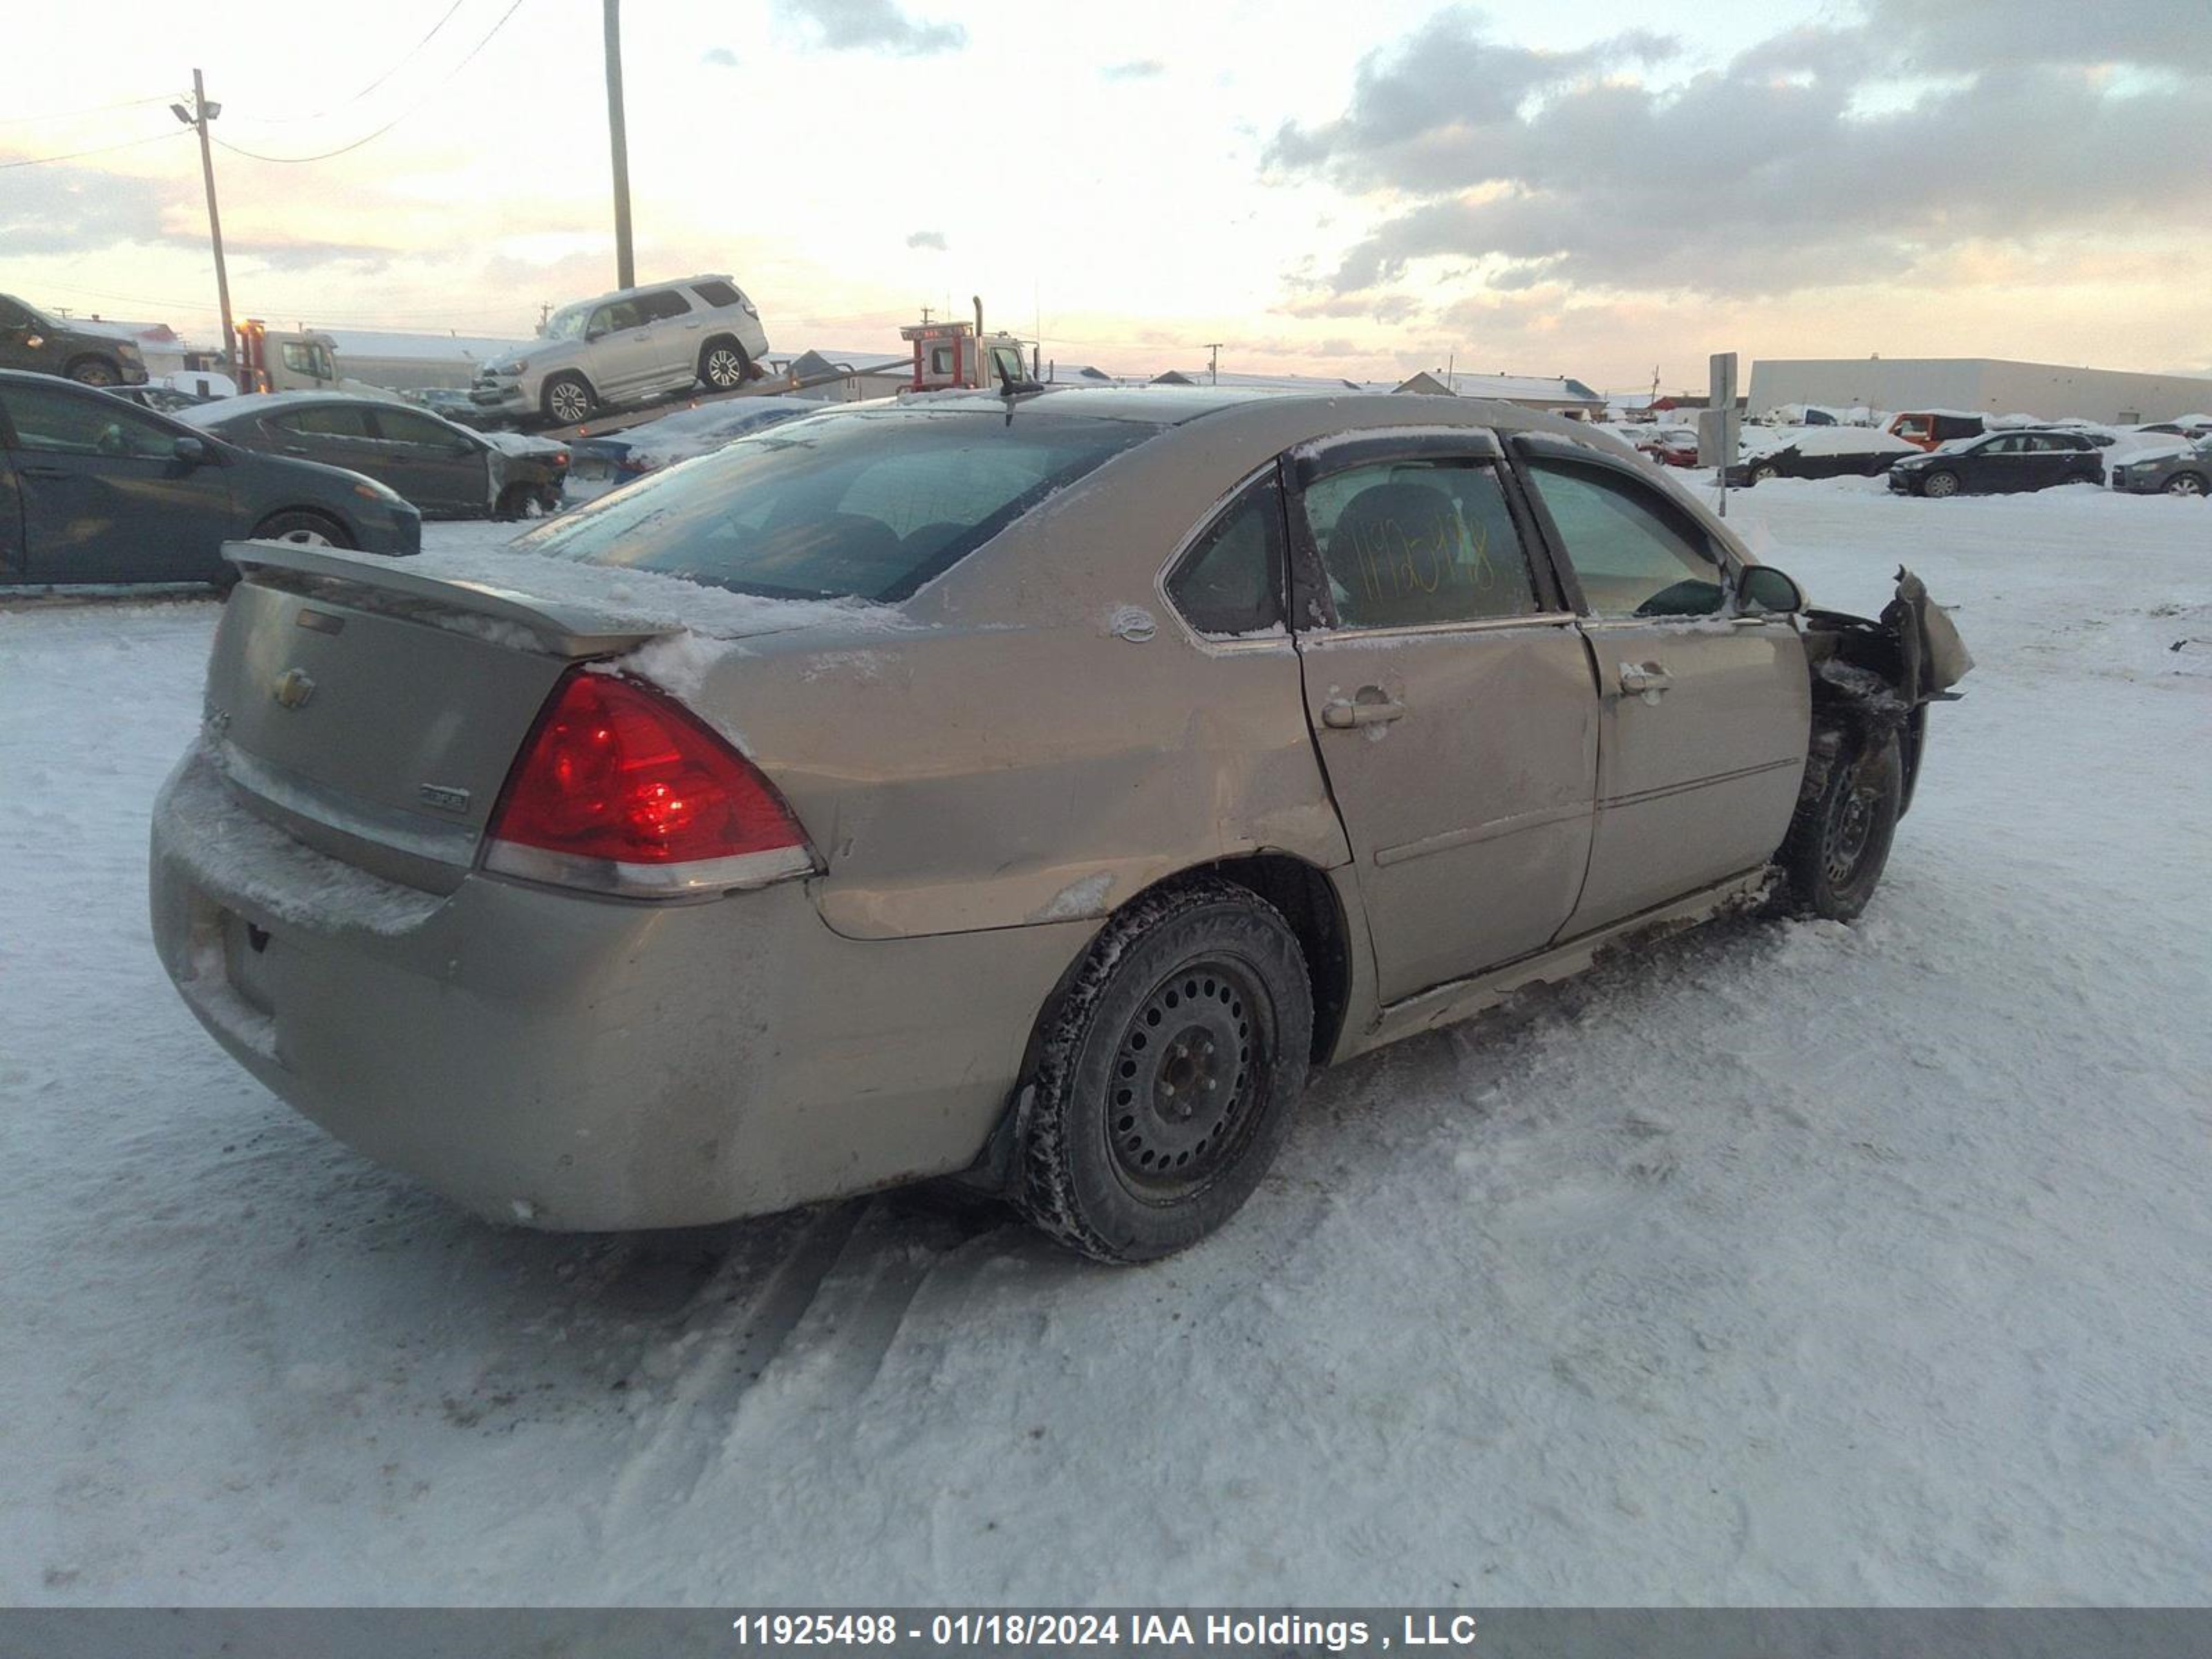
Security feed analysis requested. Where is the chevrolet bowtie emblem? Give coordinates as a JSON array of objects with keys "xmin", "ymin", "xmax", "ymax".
[{"xmin": 271, "ymin": 668, "xmax": 317, "ymax": 711}]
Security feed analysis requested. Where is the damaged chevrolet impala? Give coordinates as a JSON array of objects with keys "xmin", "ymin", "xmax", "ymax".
[{"xmin": 150, "ymin": 389, "xmax": 1970, "ymax": 1262}]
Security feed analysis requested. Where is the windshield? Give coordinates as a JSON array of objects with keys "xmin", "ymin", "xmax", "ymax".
[
  {"xmin": 543, "ymin": 303, "xmax": 592, "ymax": 341},
  {"xmin": 514, "ymin": 407, "xmax": 1161, "ymax": 601}
]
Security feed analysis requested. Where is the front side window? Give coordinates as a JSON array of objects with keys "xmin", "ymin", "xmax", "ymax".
[
  {"xmin": 516, "ymin": 409, "xmax": 1159, "ymax": 602},
  {"xmin": 1167, "ymin": 476, "xmax": 1285, "ymax": 637},
  {"xmin": 1524, "ymin": 457, "xmax": 1724, "ymax": 619},
  {"xmin": 2, "ymin": 383, "xmax": 177, "ymax": 458},
  {"xmin": 279, "ymin": 341, "xmax": 332, "ymax": 378},
  {"xmin": 590, "ymin": 300, "xmax": 641, "ymax": 335},
  {"xmin": 0, "ymin": 297, "xmax": 37, "ymax": 331},
  {"xmin": 1301, "ymin": 457, "xmax": 1541, "ymax": 630}
]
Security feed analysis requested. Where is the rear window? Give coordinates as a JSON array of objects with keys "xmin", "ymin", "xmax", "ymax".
[{"xmin": 516, "ymin": 409, "xmax": 1159, "ymax": 602}]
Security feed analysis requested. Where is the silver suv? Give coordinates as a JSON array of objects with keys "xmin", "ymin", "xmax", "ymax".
[{"xmin": 470, "ymin": 274, "xmax": 769, "ymax": 426}]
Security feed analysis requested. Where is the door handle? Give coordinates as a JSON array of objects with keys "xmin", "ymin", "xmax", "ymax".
[
  {"xmin": 1618, "ymin": 662, "xmax": 1673, "ymax": 702},
  {"xmin": 282, "ymin": 445, "xmax": 307, "ymax": 456},
  {"xmin": 18, "ymin": 465, "xmax": 69, "ymax": 480},
  {"xmin": 683, "ymin": 321, "xmax": 702, "ymax": 330},
  {"xmin": 1321, "ymin": 690, "xmax": 1407, "ymax": 729}
]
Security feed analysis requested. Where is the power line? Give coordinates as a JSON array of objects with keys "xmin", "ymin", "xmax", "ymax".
[
  {"xmin": 0, "ymin": 93, "xmax": 176, "ymax": 127},
  {"xmin": 212, "ymin": 0, "xmax": 525, "ymax": 164},
  {"xmin": 231, "ymin": 0, "xmax": 469, "ymax": 124},
  {"xmin": 0, "ymin": 128, "xmax": 187, "ymax": 170}
]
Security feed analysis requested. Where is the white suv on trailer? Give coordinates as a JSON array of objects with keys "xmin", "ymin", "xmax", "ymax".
[{"xmin": 471, "ymin": 275, "xmax": 770, "ymax": 426}]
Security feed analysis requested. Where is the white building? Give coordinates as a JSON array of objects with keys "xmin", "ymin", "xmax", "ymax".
[{"xmin": 1747, "ymin": 357, "xmax": 2212, "ymax": 425}]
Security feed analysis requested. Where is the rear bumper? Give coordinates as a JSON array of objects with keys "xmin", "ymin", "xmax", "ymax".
[{"xmin": 149, "ymin": 747, "xmax": 1091, "ymax": 1230}]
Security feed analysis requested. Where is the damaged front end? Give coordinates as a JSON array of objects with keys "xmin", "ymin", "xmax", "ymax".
[{"xmin": 1799, "ymin": 567, "xmax": 1974, "ymax": 818}]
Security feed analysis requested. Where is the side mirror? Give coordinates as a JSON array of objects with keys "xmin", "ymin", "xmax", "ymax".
[
  {"xmin": 173, "ymin": 435, "xmax": 207, "ymax": 466},
  {"xmin": 585, "ymin": 328, "xmax": 607, "ymax": 342},
  {"xmin": 1738, "ymin": 565, "xmax": 1804, "ymax": 615}
]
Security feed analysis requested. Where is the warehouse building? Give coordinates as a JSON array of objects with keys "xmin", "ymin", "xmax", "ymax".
[{"xmin": 1746, "ymin": 357, "xmax": 2212, "ymax": 425}]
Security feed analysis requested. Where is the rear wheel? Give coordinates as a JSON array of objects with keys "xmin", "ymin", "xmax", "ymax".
[
  {"xmin": 1921, "ymin": 469, "xmax": 1960, "ymax": 499},
  {"xmin": 1779, "ymin": 731, "xmax": 1902, "ymax": 921},
  {"xmin": 541, "ymin": 373, "xmax": 594, "ymax": 425},
  {"xmin": 1016, "ymin": 879, "xmax": 1312, "ymax": 1264},
  {"xmin": 494, "ymin": 482, "xmax": 545, "ymax": 521},
  {"xmin": 252, "ymin": 509, "xmax": 353, "ymax": 549},
  {"xmin": 2164, "ymin": 471, "xmax": 2206, "ymax": 497},
  {"xmin": 699, "ymin": 339, "xmax": 752, "ymax": 391},
  {"xmin": 65, "ymin": 355, "xmax": 120, "ymax": 386},
  {"xmin": 1752, "ymin": 463, "xmax": 1779, "ymax": 482}
]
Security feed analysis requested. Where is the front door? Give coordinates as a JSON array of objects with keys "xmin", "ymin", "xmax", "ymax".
[
  {"xmin": 1513, "ymin": 440, "xmax": 1807, "ymax": 935},
  {"xmin": 368, "ymin": 408, "xmax": 488, "ymax": 518},
  {"xmin": 0, "ymin": 297, "xmax": 61, "ymax": 376},
  {"xmin": 262, "ymin": 403, "xmax": 385, "ymax": 482},
  {"xmin": 1289, "ymin": 435, "xmax": 1599, "ymax": 1004},
  {"xmin": 0, "ymin": 379, "xmax": 235, "ymax": 583}
]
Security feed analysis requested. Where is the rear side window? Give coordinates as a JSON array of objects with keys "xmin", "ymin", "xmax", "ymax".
[
  {"xmin": 1300, "ymin": 457, "xmax": 1541, "ymax": 629},
  {"xmin": 1167, "ymin": 476, "xmax": 1285, "ymax": 637},
  {"xmin": 517, "ymin": 410, "xmax": 1159, "ymax": 602},
  {"xmin": 691, "ymin": 280, "xmax": 740, "ymax": 308},
  {"xmin": 637, "ymin": 290, "xmax": 692, "ymax": 323},
  {"xmin": 274, "ymin": 405, "xmax": 373, "ymax": 438},
  {"xmin": 1524, "ymin": 458, "xmax": 1724, "ymax": 619},
  {"xmin": 1, "ymin": 382, "xmax": 176, "ymax": 458}
]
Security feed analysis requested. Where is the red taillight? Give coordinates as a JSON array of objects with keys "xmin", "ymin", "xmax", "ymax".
[{"xmin": 484, "ymin": 670, "xmax": 812, "ymax": 897}]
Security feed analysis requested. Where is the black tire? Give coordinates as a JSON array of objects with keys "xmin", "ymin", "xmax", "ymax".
[
  {"xmin": 252, "ymin": 509, "xmax": 353, "ymax": 550},
  {"xmin": 2164, "ymin": 471, "xmax": 2206, "ymax": 498},
  {"xmin": 65, "ymin": 355, "xmax": 120, "ymax": 387},
  {"xmin": 1921, "ymin": 469, "xmax": 1960, "ymax": 499},
  {"xmin": 541, "ymin": 373, "xmax": 594, "ymax": 425},
  {"xmin": 1779, "ymin": 731, "xmax": 1902, "ymax": 921},
  {"xmin": 1016, "ymin": 878, "xmax": 1313, "ymax": 1264},
  {"xmin": 698, "ymin": 339, "xmax": 752, "ymax": 392},
  {"xmin": 1752, "ymin": 463, "xmax": 1779, "ymax": 483},
  {"xmin": 494, "ymin": 482, "xmax": 540, "ymax": 521}
]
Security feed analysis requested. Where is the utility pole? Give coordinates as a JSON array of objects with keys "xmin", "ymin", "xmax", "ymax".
[
  {"xmin": 1204, "ymin": 341, "xmax": 1223, "ymax": 386},
  {"xmin": 603, "ymin": 0, "xmax": 635, "ymax": 290},
  {"xmin": 172, "ymin": 70, "xmax": 236, "ymax": 384}
]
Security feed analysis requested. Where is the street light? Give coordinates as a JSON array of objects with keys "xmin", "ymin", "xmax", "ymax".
[{"xmin": 174, "ymin": 71, "xmax": 236, "ymax": 384}]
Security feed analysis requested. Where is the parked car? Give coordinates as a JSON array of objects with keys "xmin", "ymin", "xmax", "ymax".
[
  {"xmin": 1727, "ymin": 427, "xmax": 1920, "ymax": 486},
  {"xmin": 2133, "ymin": 418, "xmax": 2212, "ymax": 444},
  {"xmin": 1887, "ymin": 428, "xmax": 2103, "ymax": 497},
  {"xmin": 1631, "ymin": 425, "xmax": 1700, "ymax": 469},
  {"xmin": 180, "ymin": 392, "xmax": 566, "ymax": 519},
  {"xmin": 0, "ymin": 369, "xmax": 418, "ymax": 585},
  {"xmin": 2109, "ymin": 435, "xmax": 2212, "ymax": 497},
  {"xmin": 567, "ymin": 395, "xmax": 823, "ymax": 491},
  {"xmin": 149, "ymin": 390, "xmax": 1967, "ymax": 1261},
  {"xmin": 1886, "ymin": 410, "xmax": 1985, "ymax": 451},
  {"xmin": 469, "ymin": 274, "xmax": 770, "ymax": 427},
  {"xmin": 0, "ymin": 293, "xmax": 149, "ymax": 387}
]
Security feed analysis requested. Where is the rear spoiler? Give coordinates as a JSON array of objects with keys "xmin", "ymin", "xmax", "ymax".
[{"xmin": 223, "ymin": 539, "xmax": 672, "ymax": 659}]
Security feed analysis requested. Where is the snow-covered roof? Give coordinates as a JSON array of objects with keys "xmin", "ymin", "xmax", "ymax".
[
  {"xmin": 1152, "ymin": 368, "xmax": 1376, "ymax": 393},
  {"xmin": 1421, "ymin": 370, "xmax": 1604, "ymax": 404}
]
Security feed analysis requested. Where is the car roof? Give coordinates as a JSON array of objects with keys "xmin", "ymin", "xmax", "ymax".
[
  {"xmin": 176, "ymin": 391, "xmax": 423, "ymax": 427},
  {"xmin": 557, "ymin": 274, "xmax": 736, "ymax": 312}
]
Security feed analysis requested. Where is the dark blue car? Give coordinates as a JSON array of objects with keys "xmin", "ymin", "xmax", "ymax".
[{"xmin": 0, "ymin": 369, "xmax": 420, "ymax": 587}]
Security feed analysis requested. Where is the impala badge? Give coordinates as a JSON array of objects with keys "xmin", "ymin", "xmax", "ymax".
[
  {"xmin": 271, "ymin": 668, "xmax": 317, "ymax": 711},
  {"xmin": 418, "ymin": 783, "xmax": 471, "ymax": 814}
]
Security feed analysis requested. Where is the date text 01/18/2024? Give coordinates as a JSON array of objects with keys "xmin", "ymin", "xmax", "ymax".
[{"xmin": 727, "ymin": 1613, "xmax": 1484, "ymax": 1650}]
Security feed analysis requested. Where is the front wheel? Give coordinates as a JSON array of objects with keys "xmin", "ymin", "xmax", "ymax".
[
  {"xmin": 252, "ymin": 510, "xmax": 353, "ymax": 549},
  {"xmin": 1921, "ymin": 469, "xmax": 1960, "ymax": 499},
  {"xmin": 541, "ymin": 374, "xmax": 594, "ymax": 425},
  {"xmin": 1752, "ymin": 463, "xmax": 1779, "ymax": 483},
  {"xmin": 1016, "ymin": 879, "xmax": 1313, "ymax": 1264},
  {"xmin": 66, "ymin": 355, "xmax": 120, "ymax": 386},
  {"xmin": 1779, "ymin": 732, "xmax": 1902, "ymax": 921},
  {"xmin": 2164, "ymin": 472, "xmax": 2206, "ymax": 498}
]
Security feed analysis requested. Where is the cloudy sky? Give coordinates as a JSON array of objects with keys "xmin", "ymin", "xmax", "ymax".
[{"xmin": 5, "ymin": 0, "xmax": 2208, "ymax": 389}]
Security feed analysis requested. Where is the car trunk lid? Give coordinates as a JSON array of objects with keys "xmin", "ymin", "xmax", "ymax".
[{"xmin": 202, "ymin": 541, "xmax": 682, "ymax": 893}]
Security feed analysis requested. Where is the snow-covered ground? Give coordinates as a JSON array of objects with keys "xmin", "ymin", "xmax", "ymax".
[{"xmin": 3, "ymin": 484, "xmax": 2207, "ymax": 1604}]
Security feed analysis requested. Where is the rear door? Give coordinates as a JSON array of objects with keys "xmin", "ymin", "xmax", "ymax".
[
  {"xmin": 0, "ymin": 378, "xmax": 235, "ymax": 583},
  {"xmin": 1512, "ymin": 437, "xmax": 1807, "ymax": 935},
  {"xmin": 368, "ymin": 408, "xmax": 489, "ymax": 518},
  {"xmin": 0, "ymin": 447, "xmax": 24, "ymax": 579},
  {"xmin": 636, "ymin": 288, "xmax": 701, "ymax": 390},
  {"xmin": 1286, "ymin": 430, "xmax": 1599, "ymax": 1004},
  {"xmin": 261, "ymin": 403, "xmax": 384, "ymax": 480}
]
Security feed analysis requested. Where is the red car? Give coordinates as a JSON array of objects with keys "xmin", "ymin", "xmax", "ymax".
[{"xmin": 1634, "ymin": 426, "xmax": 1701, "ymax": 469}]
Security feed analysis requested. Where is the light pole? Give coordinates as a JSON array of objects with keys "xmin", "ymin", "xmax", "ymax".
[
  {"xmin": 603, "ymin": 0, "xmax": 635, "ymax": 290},
  {"xmin": 171, "ymin": 69, "xmax": 236, "ymax": 385}
]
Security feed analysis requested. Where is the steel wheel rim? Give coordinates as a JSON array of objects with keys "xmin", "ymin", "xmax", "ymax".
[
  {"xmin": 549, "ymin": 384, "xmax": 588, "ymax": 421},
  {"xmin": 1822, "ymin": 776, "xmax": 1879, "ymax": 888},
  {"xmin": 277, "ymin": 527, "xmax": 331, "ymax": 547},
  {"xmin": 1107, "ymin": 956, "xmax": 1271, "ymax": 1199},
  {"xmin": 706, "ymin": 348, "xmax": 742, "ymax": 386},
  {"xmin": 1925, "ymin": 472, "xmax": 1957, "ymax": 498}
]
